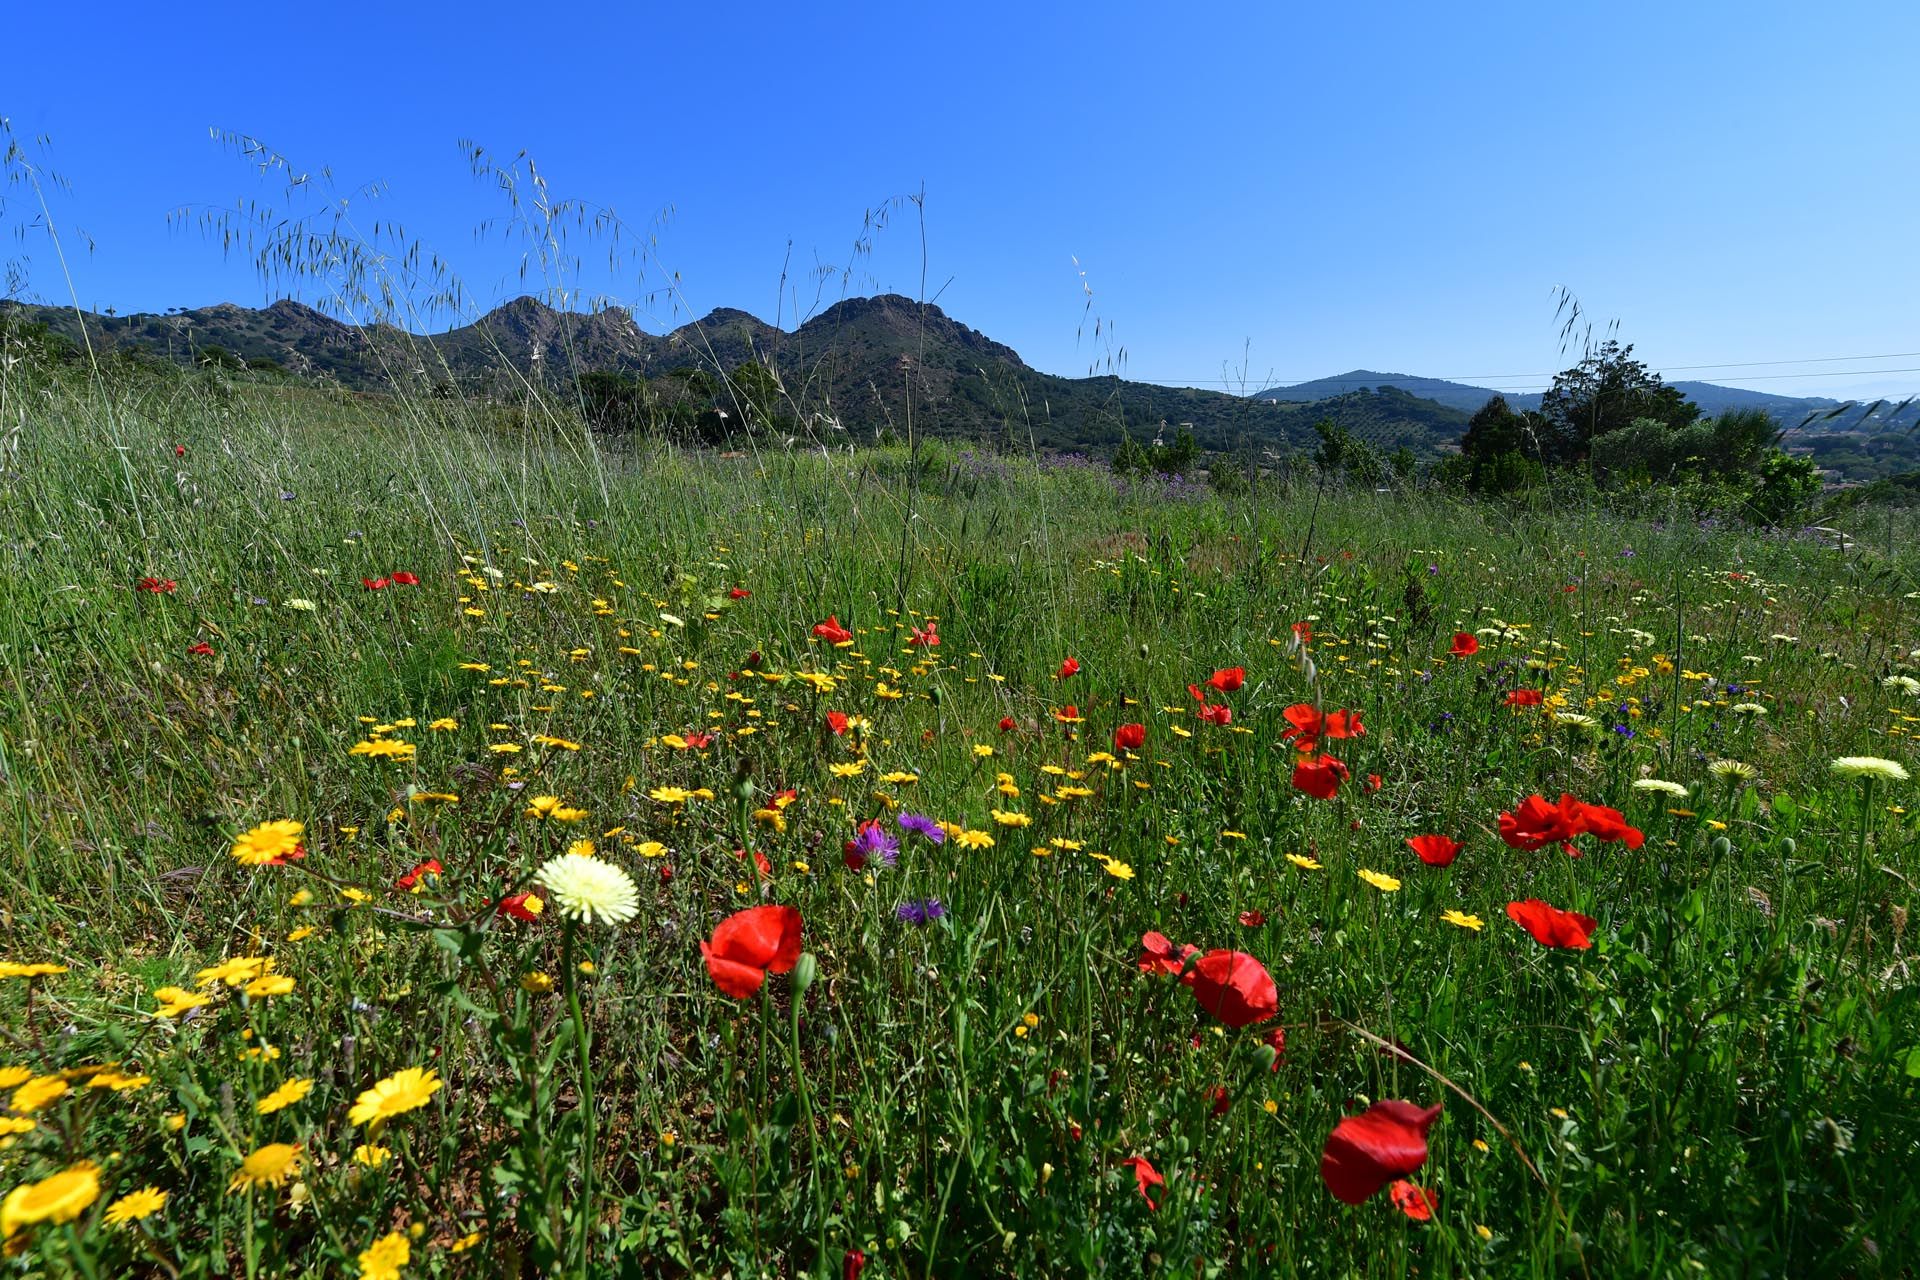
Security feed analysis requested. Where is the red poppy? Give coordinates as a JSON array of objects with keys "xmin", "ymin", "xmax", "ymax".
[
  {"xmin": 908, "ymin": 622, "xmax": 939, "ymax": 648},
  {"xmin": 1506, "ymin": 898, "xmax": 1599, "ymax": 949},
  {"xmin": 1119, "ymin": 1155, "xmax": 1165, "ymax": 1210},
  {"xmin": 1207, "ymin": 667, "xmax": 1246, "ymax": 694},
  {"xmin": 1364, "ymin": 772, "xmax": 1383, "ymax": 793},
  {"xmin": 812, "ymin": 616, "xmax": 853, "ymax": 644},
  {"xmin": 136, "ymin": 577, "xmax": 177, "ymax": 594},
  {"xmin": 683, "ymin": 731, "xmax": 714, "ymax": 749},
  {"xmin": 700, "ymin": 905, "xmax": 804, "ymax": 998},
  {"xmin": 729, "ymin": 587, "xmax": 752, "ymax": 599},
  {"xmin": 1291, "ymin": 621, "xmax": 1313, "ymax": 647},
  {"xmin": 1281, "ymin": 704, "xmax": 1364, "ymax": 752},
  {"xmin": 1405, "ymin": 834, "xmax": 1462, "ymax": 867},
  {"xmin": 1136, "ymin": 931, "xmax": 1196, "ymax": 976},
  {"xmin": 395, "ymin": 859, "xmax": 442, "ymax": 893},
  {"xmin": 826, "ymin": 711, "xmax": 850, "ymax": 736},
  {"xmin": 742, "ymin": 650, "xmax": 764, "ymax": 670},
  {"xmin": 1197, "ymin": 703, "xmax": 1232, "ymax": 726},
  {"xmin": 1291, "ymin": 753, "xmax": 1349, "ymax": 800},
  {"xmin": 187, "ymin": 641, "xmax": 215, "ymax": 656},
  {"xmin": 1263, "ymin": 1024, "xmax": 1287, "ymax": 1069},
  {"xmin": 1208, "ymin": 1085, "xmax": 1231, "ymax": 1116},
  {"xmin": 1237, "ymin": 909, "xmax": 1266, "ymax": 927},
  {"xmin": 1504, "ymin": 688, "xmax": 1544, "ymax": 708},
  {"xmin": 737, "ymin": 846, "xmax": 773, "ymax": 879},
  {"xmin": 1182, "ymin": 949, "xmax": 1279, "ymax": 1027},
  {"xmin": 1449, "ymin": 631, "xmax": 1479, "ymax": 658},
  {"xmin": 1057, "ymin": 657, "xmax": 1080, "ymax": 679},
  {"xmin": 1324, "ymin": 709, "xmax": 1365, "ymax": 739},
  {"xmin": 1114, "ymin": 722, "xmax": 1146, "ymax": 751},
  {"xmin": 1187, "ymin": 683, "xmax": 1207, "ymax": 702},
  {"xmin": 772, "ymin": 788, "xmax": 798, "ymax": 807},
  {"xmin": 1575, "ymin": 801, "xmax": 1645, "ymax": 849},
  {"xmin": 1320, "ymin": 1100, "xmax": 1443, "ymax": 1204},
  {"xmin": 843, "ymin": 1248, "xmax": 866, "ymax": 1280},
  {"xmin": 390, "ymin": 571, "xmax": 420, "ymax": 586},
  {"xmin": 1053, "ymin": 704, "xmax": 1081, "ymax": 723},
  {"xmin": 362, "ymin": 577, "xmax": 390, "ymax": 591},
  {"xmin": 1281, "ymin": 703, "xmax": 1323, "ymax": 746},
  {"xmin": 173, "ymin": 443, "xmax": 186, "ymax": 457},
  {"xmin": 497, "ymin": 892, "xmax": 542, "ymax": 922},
  {"xmin": 1389, "ymin": 1180, "xmax": 1439, "ymax": 1221},
  {"xmin": 1499, "ymin": 793, "xmax": 1643, "ymax": 855},
  {"xmin": 1497, "ymin": 793, "xmax": 1588, "ymax": 853},
  {"xmin": 997, "ymin": 716, "xmax": 1016, "ymax": 732}
]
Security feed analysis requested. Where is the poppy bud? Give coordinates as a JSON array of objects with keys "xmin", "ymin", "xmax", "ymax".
[
  {"xmin": 792, "ymin": 952, "xmax": 818, "ymax": 996},
  {"xmin": 1780, "ymin": 837, "xmax": 1796, "ymax": 857},
  {"xmin": 1256, "ymin": 1041, "xmax": 1279, "ymax": 1073},
  {"xmin": 1710, "ymin": 836, "xmax": 1732, "ymax": 859}
]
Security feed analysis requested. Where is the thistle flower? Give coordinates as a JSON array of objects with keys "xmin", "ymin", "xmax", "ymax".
[
  {"xmin": 1830, "ymin": 756, "xmax": 1910, "ymax": 783},
  {"xmin": 535, "ymin": 853, "xmax": 641, "ymax": 925}
]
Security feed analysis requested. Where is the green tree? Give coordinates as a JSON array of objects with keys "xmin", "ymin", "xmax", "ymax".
[
  {"xmin": 1111, "ymin": 430, "xmax": 1150, "ymax": 477},
  {"xmin": 1153, "ymin": 425, "xmax": 1199, "ymax": 476},
  {"xmin": 1456, "ymin": 396, "xmax": 1550, "ymax": 494},
  {"xmin": 1539, "ymin": 341, "xmax": 1699, "ymax": 464},
  {"xmin": 1745, "ymin": 448, "xmax": 1822, "ymax": 526}
]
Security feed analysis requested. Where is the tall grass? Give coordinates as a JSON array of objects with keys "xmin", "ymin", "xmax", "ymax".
[{"xmin": 1, "ymin": 138, "xmax": 1918, "ymax": 1276}]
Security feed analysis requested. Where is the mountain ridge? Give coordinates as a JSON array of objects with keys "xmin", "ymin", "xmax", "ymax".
[{"xmin": 0, "ymin": 294, "xmax": 1471, "ymax": 456}]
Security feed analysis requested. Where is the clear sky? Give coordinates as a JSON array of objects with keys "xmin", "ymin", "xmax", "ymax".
[{"xmin": 5, "ymin": 1, "xmax": 1917, "ymax": 400}]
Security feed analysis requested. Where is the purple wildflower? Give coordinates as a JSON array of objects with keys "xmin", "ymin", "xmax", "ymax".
[
  {"xmin": 896, "ymin": 898, "xmax": 947, "ymax": 925},
  {"xmin": 897, "ymin": 812, "xmax": 946, "ymax": 844},
  {"xmin": 845, "ymin": 820, "xmax": 899, "ymax": 870}
]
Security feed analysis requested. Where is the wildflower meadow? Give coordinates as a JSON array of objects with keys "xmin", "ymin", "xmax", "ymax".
[{"xmin": 2, "ymin": 368, "xmax": 1918, "ymax": 1278}]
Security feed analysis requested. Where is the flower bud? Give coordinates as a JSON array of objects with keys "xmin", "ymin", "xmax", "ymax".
[{"xmin": 792, "ymin": 952, "xmax": 818, "ymax": 996}]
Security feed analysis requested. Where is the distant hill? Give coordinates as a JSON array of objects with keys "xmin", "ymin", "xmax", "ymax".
[
  {"xmin": 1251, "ymin": 367, "xmax": 1908, "ymax": 432},
  {"xmin": 1254, "ymin": 370, "xmax": 1517, "ymax": 415},
  {"xmin": 0, "ymin": 295, "xmax": 1469, "ymax": 458}
]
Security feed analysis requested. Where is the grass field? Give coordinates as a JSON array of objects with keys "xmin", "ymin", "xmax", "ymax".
[{"xmin": 1, "ymin": 365, "xmax": 1918, "ymax": 1278}]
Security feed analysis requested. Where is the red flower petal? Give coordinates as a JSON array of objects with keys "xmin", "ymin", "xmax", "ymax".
[
  {"xmin": 1405, "ymin": 835, "xmax": 1462, "ymax": 867},
  {"xmin": 1320, "ymin": 1100, "xmax": 1442, "ymax": 1204},
  {"xmin": 1505, "ymin": 898, "xmax": 1598, "ymax": 949},
  {"xmin": 1389, "ymin": 1179, "xmax": 1439, "ymax": 1221},
  {"xmin": 1184, "ymin": 950, "xmax": 1278, "ymax": 1028}
]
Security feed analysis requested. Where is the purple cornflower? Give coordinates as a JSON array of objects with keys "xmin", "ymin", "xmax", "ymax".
[
  {"xmin": 844, "ymin": 820, "xmax": 899, "ymax": 870},
  {"xmin": 897, "ymin": 812, "xmax": 946, "ymax": 844},
  {"xmin": 896, "ymin": 898, "xmax": 947, "ymax": 925}
]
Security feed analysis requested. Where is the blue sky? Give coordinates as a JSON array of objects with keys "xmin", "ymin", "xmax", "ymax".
[{"xmin": 5, "ymin": 1, "xmax": 1917, "ymax": 399}]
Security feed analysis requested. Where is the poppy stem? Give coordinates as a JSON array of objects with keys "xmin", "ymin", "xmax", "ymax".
[
  {"xmin": 562, "ymin": 921, "xmax": 596, "ymax": 1276},
  {"xmin": 1832, "ymin": 777, "xmax": 1875, "ymax": 982}
]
